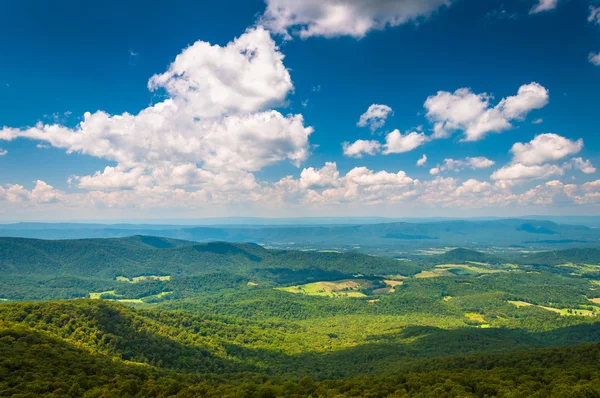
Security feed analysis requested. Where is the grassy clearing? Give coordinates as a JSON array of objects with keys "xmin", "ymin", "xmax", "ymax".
[
  {"xmin": 116, "ymin": 275, "xmax": 171, "ymax": 283},
  {"xmin": 443, "ymin": 296, "xmax": 453, "ymax": 302},
  {"xmin": 277, "ymin": 279, "xmax": 371, "ymax": 298},
  {"xmin": 384, "ymin": 280, "xmax": 404, "ymax": 287},
  {"xmin": 247, "ymin": 282, "xmax": 259, "ymax": 286},
  {"xmin": 464, "ymin": 312, "xmax": 486, "ymax": 323},
  {"xmin": 436, "ymin": 264, "xmax": 505, "ymax": 274},
  {"xmin": 589, "ymin": 298, "xmax": 600, "ymax": 304},
  {"xmin": 414, "ymin": 270, "xmax": 452, "ymax": 278},
  {"xmin": 89, "ymin": 290, "xmax": 116, "ymax": 299}
]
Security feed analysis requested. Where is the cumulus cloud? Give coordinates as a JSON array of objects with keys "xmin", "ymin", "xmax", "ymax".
[
  {"xmin": 416, "ymin": 154, "xmax": 427, "ymax": 167},
  {"xmin": 0, "ymin": 27, "xmax": 314, "ymax": 195},
  {"xmin": 298, "ymin": 162, "xmax": 341, "ymax": 188},
  {"xmin": 342, "ymin": 140, "xmax": 382, "ymax": 158},
  {"xmin": 424, "ymin": 82, "xmax": 549, "ymax": 141},
  {"xmin": 0, "ymin": 148, "xmax": 6, "ymax": 156},
  {"xmin": 260, "ymin": 0, "xmax": 452, "ymax": 39},
  {"xmin": 590, "ymin": 52, "xmax": 600, "ymax": 67},
  {"xmin": 510, "ymin": 133, "xmax": 583, "ymax": 166},
  {"xmin": 383, "ymin": 130, "xmax": 428, "ymax": 154},
  {"xmin": 529, "ymin": 0, "xmax": 558, "ymax": 14},
  {"xmin": 357, "ymin": 104, "xmax": 393, "ymax": 131}
]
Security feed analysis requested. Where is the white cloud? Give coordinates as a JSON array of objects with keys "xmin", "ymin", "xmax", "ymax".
[
  {"xmin": 589, "ymin": 6, "xmax": 600, "ymax": 24},
  {"xmin": 431, "ymin": 156, "xmax": 495, "ymax": 174},
  {"xmin": 491, "ymin": 163, "xmax": 564, "ymax": 181},
  {"xmin": 383, "ymin": 130, "xmax": 428, "ymax": 154},
  {"xmin": 147, "ymin": 27, "xmax": 292, "ymax": 118},
  {"xmin": 343, "ymin": 140, "xmax": 382, "ymax": 158},
  {"xmin": 529, "ymin": 0, "xmax": 558, "ymax": 14},
  {"xmin": 564, "ymin": 157, "xmax": 596, "ymax": 174},
  {"xmin": 260, "ymin": 0, "xmax": 452, "ymax": 39},
  {"xmin": 343, "ymin": 129, "xmax": 428, "ymax": 157},
  {"xmin": 0, "ymin": 180, "xmax": 64, "ymax": 205},
  {"xmin": 491, "ymin": 133, "xmax": 586, "ymax": 182},
  {"xmin": 273, "ymin": 163, "xmax": 420, "ymax": 206},
  {"xmin": 299, "ymin": 162, "xmax": 341, "ymax": 188},
  {"xmin": 357, "ymin": 104, "xmax": 393, "ymax": 131},
  {"xmin": 510, "ymin": 133, "xmax": 583, "ymax": 166},
  {"xmin": 0, "ymin": 148, "xmax": 6, "ymax": 156},
  {"xmin": 424, "ymin": 82, "xmax": 549, "ymax": 141},
  {"xmin": 590, "ymin": 52, "xmax": 600, "ymax": 67},
  {"xmin": 532, "ymin": 118, "xmax": 543, "ymax": 124},
  {"xmin": 0, "ymin": 28, "xmax": 314, "ymax": 195},
  {"xmin": 416, "ymin": 154, "xmax": 427, "ymax": 167},
  {"xmin": 467, "ymin": 156, "xmax": 496, "ymax": 169}
]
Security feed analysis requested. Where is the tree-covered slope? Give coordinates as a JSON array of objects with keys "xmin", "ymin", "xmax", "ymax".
[
  {"xmin": 1, "ymin": 300, "xmax": 600, "ymax": 397},
  {"xmin": 0, "ymin": 237, "xmax": 420, "ymax": 280}
]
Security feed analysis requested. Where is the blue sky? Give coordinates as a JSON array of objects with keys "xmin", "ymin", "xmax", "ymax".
[{"xmin": 0, "ymin": 0, "xmax": 599, "ymax": 221}]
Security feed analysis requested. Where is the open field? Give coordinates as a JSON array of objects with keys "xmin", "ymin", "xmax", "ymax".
[
  {"xmin": 116, "ymin": 275, "xmax": 171, "ymax": 283},
  {"xmin": 89, "ymin": 290, "xmax": 117, "ymax": 299},
  {"xmin": 464, "ymin": 312, "xmax": 486, "ymax": 323},
  {"xmin": 277, "ymin": 279, "xmax": 373, "ymax": 298}
]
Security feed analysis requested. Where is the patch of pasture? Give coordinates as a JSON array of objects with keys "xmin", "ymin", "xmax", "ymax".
[
  {"xmin": 277, "ymin": 279, "xmax": 372, "ymax": 298},
  {"xmin": 464, "ymin": 312, "xmax": 486, "ymax": 323},
  {"xmin": 89, "ymin": 290, "xmax": 117, "ymax": 299},
  {"xmin": 414, "ymin": 270, "xmax": 452, "ymax": 279},
  {"xmin": 116, "ymin": 275, "xmax": 171, "ymax": 283}
]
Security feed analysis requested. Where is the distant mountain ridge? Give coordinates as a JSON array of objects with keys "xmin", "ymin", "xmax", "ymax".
[{"xmin": 1, "ymin": 219, "xmax": 599, "ymax": 251}]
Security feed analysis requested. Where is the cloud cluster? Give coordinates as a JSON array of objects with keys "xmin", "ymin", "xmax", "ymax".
[
  {"xmin": 0, "ymin": 28, "xmax": 314, "ymax": 192},
  {"xmin": 344, "ymin": 82, "xmax": 549, "ymax": 158},
  {"xmin": 491, "ymin": 133, "xmax": 594, "ymax": 181},
  {"xmin": 425, "ymin": 82, "xmax": 549, "ymax": 141},
  {"xmin": 274, "ymin": 162, "xmax": 420, "ymax": 206},
  {"xmin": 343, "ymin": 129, "xmax": 427, "ymax": 157},
  {"xmin": 429, "ymin": 157, "xmax": 495, "ymax": 175},
  {"xmin": 260, "ymin": 0, "xmax": 451, "ymax": 39}
]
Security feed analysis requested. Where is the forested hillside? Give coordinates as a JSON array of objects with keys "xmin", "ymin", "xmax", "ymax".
[
  {"xmin": 1, "ymin": 300, "xmax": 600, "ymax": 397},
  {"xmin": 2, "ymin": 236, "xmax": 600, "ymax": 396}
]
